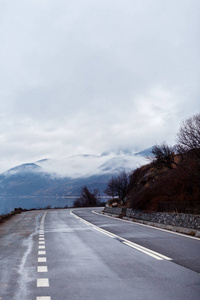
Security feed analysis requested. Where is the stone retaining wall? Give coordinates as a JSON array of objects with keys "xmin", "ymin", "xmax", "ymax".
[{"xmin": 104, "ymin": 206, "xmax": 200, "ymax": 230}]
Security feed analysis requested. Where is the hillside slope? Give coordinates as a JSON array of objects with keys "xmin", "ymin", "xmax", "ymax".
[{"xmin": 127, "ymin": 151, "xmax": 200, "ymax": 213}]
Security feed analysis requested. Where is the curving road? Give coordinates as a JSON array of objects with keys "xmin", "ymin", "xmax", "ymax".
[{"xmin": 0, "ymin": 207, "xmax": 200, "ymax": 299}]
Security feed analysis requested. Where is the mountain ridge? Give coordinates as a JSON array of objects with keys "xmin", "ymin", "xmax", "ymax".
[{"xmin": 0, "ymin": 150, "xmax": 147, "ymax": 197}]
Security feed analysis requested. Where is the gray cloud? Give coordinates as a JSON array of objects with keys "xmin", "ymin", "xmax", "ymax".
[{"xmin": 0, "ymin": 0, "xmax": 199, "ymax": 172}]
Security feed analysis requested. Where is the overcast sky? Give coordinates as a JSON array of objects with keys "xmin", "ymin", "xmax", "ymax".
[{"xmin": 0, "ymin": 0, "xmax": 199, "ymax": 173}]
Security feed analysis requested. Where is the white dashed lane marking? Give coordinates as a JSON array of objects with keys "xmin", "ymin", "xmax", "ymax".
[
  {"xmin": 37, "ymin": 212, "xmax": 50, "ymax": 300},
  {"xmin": 38, "ymin": 245, "xmax": 46, "ymax": 249},
  {"xmin": 38, "ymin": 251, "xmax": 46, "ymax": 255},
  {"xmin": 37, "ymin": 266, "xmax": 48, "ymax": 272},
  {"xmin": 37, "ymin": 278, "xmax": 49, "ymax": 287},
  {"xmin": 38, "ymin": 257, "xmax": 47, "ymax": 263}
]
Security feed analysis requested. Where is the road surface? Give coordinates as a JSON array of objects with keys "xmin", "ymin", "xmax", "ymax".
[{"xmin": 0, "ymin": 207, "xmax": 200, "ymax": 299}]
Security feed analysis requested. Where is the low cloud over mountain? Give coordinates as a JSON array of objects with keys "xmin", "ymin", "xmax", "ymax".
[
  {"xmin": 0, "ymin": 151, "xmax": 147, "ymax": 196},
  {"xmin": 36, "ymin": 152, "xmax": 146, "ymax": 178}
]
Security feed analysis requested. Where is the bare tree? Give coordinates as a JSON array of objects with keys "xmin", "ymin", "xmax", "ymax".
[
  {"xmin": 104, "ymin": 177, "xmax": 116, "ymax": 199},
  {"xmin": 104, "ymin": 171, "xmax": 130, "ymax": 205},
  {"xmin": 177, "ymin": 113, "xmax": 200, "ymax": 158},
  {"xmin": 175, "ymin": 114, "xmax": 200, "ymax": 193},
  {"xmin": 74, "ymin": 186, "xmax": 100, "ymax": 207},
  {"xmin": 149, "ymin": 143, "xmax": 178, "ymax": 170}
]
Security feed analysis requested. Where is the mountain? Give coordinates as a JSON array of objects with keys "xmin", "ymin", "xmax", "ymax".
[
  {"xmin": 135, "ymin": 147, "xmax": 154, "ymax": 157},
  {"xmin": 4, "ymin": 163, "xmax": 41, "ymax": 175},
  {"xmin": 0, "ymin": 163, "xmax": 69, "ymax": 196},
  {"xmin": 0, "ymin": 151, "xmax": 147, "ymax": 197}
]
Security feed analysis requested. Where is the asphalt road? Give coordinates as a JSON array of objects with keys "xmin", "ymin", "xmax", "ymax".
[{"xmin": 0, "ymin": 208, "xmax": 200, "ymax": 300}]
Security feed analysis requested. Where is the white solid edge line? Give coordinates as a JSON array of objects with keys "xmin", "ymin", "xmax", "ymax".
[
  {"xmin": 95, "ymin": 225, "xmax": 171, "ymax": 260},
  {"xmin": 36, "ymin": 297, "xmax": 51, "ymax": 300},
  {"xmin": 93, "ymin": 226, "xmax": 117, "ymax": 238},
  {"xmin": 92, "ymin": 210, "xmax": 200, "ymax": 241},
  {"xmin": 122, "ymin": 241, "xmax": 163, "ymax": 260},
  {"xmin": 95, "ymin": 227, "xmax": 117, "ymax": 238},
  {"xmin": 81, "ymin": 220, "xmax": 90, "ymax": 225},
  {"xmin": 122, "ymin": 240, "xmax": 171, "ymax": 260},
  {"xmin": 94, "ymin": 226, "xmax": 171, "ymax": 260},
  {"xmin": 70, "ymin": 210, "xmax": 172, "ymax": 261}
]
